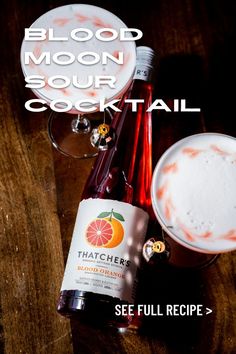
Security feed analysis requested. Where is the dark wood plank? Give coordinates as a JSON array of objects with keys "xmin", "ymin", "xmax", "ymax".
[
  {"xmin": 0, "ymin": 93, "xmax": 73, "ymax": 353},
  {"xmin": 0, "ymin": 1, "xmax": 73, "ymax": 352}
]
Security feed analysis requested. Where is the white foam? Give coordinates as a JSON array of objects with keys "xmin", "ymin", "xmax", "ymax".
[
  {"xmin": 152, "ymin": 133, "xmax": 236, "ymax": 253},
  {"xmin": 21, "ymin": 5, "xmax": 136, "ymax": 110}
]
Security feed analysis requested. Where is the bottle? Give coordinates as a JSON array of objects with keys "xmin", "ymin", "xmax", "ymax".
[{"xmin": 57, "ymin": 47, "xmax": 156, "ymax": 326}]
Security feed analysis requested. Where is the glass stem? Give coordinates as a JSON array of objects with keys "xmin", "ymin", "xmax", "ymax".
[{"xmin": 71, "ymin": 114, "xmax": 91, "ymax": 134}]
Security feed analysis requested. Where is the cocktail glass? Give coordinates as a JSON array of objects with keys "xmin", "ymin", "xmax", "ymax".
[
  {"xmin": 21, "ymin": 4, "xmax": 136, "ymax": 158},
  {"xmin": 151, "ymin": 133, "xmax": 236, "ymax": 268}
]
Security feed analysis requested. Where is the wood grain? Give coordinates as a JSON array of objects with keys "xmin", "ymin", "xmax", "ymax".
[
  {"xmin": 0, "ymin": 82, "xmax": 72, "ymax": 353},
  {"xmin": 0, "ymin": 0, "xmax": 236, "ymax": 353},
  {"xmin": 0, "ymin": 0, "xmax": 72, "ymax": 352}
]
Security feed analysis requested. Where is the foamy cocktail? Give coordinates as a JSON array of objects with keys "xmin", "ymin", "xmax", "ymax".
[
  {"xmin": 20, "ymin": 4, "xmax": 136, "ymax": 113},
  {"xmin": 152, "ymin": 133, "xmax": 236, "ymax": 264}
]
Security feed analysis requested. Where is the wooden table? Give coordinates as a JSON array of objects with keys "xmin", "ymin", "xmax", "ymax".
[{"xmin": 0, "ymin": 0, "xmax": 235, "ymax": 353}]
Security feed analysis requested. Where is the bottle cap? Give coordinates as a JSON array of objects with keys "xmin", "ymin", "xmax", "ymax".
[
  {"xmin": 136, "ymin": 46, "xmax": 156, "ymax": 69},
  {"xmin": 134, "ymin": 46, "xmax": 156, "ymax": 81},
  {"xmin": 90, "ymin": 124, "xmax": 116, "ymax": 151},
  {"xmin": 142, "ymin": 237, "xmax": 170, "ymax": 264}
]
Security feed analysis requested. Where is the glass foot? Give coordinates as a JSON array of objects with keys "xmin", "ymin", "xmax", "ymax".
[{"xmin": 48, "ymin": 111, "xmax": 112, "ymax": 159}]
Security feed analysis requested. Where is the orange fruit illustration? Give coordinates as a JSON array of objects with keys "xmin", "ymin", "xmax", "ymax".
[
  {"xmin": 85, "ymin": 216, "xmax": 124, "ymax": 248},
  {"xmin": 104, "ymin": 217, "xmax": 124, "ymax": 248}
]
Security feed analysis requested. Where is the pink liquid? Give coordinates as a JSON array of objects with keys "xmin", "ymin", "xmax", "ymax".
[{"xmin": 57, "ymin": 49, "xmax": 155, "ymax": 325}]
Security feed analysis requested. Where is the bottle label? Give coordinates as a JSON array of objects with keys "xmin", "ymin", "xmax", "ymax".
[
  {"xmin": 134, "ymin": 64, "xmax": 152, "ymax": 81},
  {"xmin": 61, "ymin": 198, "xmax": 149, "ymax": 303}
]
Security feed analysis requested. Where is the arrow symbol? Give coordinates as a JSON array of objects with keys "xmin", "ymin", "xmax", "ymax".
[{"xmin": 206, "ymin": 307, "xmax": 212, "ymax": 315}]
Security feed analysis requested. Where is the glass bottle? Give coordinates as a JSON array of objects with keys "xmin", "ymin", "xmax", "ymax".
[{"xmin": 57, "ymin": 47, "xmax": 156, "ymax": 326}]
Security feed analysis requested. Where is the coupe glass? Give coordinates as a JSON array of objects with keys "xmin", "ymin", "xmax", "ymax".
[
  {"xmin": 151, "ymin": 133, "xmax": 236, "ymax": 268},
  {"xmin": 20, "ymin": 4, "xmax": 136, "ymax": 158}
]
